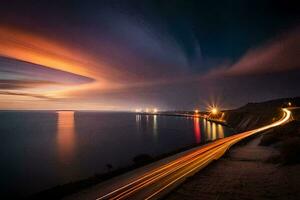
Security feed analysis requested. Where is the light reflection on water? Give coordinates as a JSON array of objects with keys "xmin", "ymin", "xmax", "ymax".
[
  {"xmin": 218, "ymin": 124, "xmax": 224, "ymax": 138},
  {"xmin": 136, "ymin": 114, "xmax": 158, "ymax": 137},
  {"xmin": 0, "ymin": 111, "xmax": 235, "ymax": 197},
  {"xmin": 153, "ymin": 115, "xmax": 158, "ymax": 137},
  {"xmin": 56, "ymin": 111, "xmax": 75, "ymax": 163},
  {"xmin": 202, "ymin": 118, "xmax": 226, "ymax": 142},
  {"xmin": 212, "ymin": 123, "xmax": 217, "ymax": 140},
  {"xmin": 136, "ymin": 114, "xmax": 141, "ymax": 132},
  {"xmin": 193, "ymin": 118, "xmax": 201, "ymax": 143},
  {"xmin": 207, "ymin": 121, "xmax": 211, "ymax": 141},
  {"xmin": 135, "ymin": 114, "xmax": 227, "ymax": 144}
]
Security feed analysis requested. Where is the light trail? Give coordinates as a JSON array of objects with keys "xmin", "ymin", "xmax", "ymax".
[{"xmin": 95, "ymin": 108, "xmax": 291, "ymax": 200}]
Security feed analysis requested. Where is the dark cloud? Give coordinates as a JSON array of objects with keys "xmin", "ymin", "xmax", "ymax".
[
  {"xmin": 203, "ymin": 69, "xmax": 300, "ymax": 108},
  {"xmin": 0, "ymin": 57, "xmax": 94, "ymax": 85},
  {"xmin": 0, "ymin": 91, "xmax": 54, "ymax": 100},
  {"xmin": 207, "ymin": 27, "xmax": 300, "ymax": 77},
  {"xmin": 0, "ymin": 79, "xmax": 58, "ymax": 90}
]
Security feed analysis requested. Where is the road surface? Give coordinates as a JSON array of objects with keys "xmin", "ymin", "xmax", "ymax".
[{"xmin": 67, "ymin": 108, "xmax": 291, "ymax": 200}]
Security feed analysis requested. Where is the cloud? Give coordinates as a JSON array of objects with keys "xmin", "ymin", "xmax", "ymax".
[
  {"xmin": 195, "ymin": 27, "xmax": 300, "ymax": 108},
  {"xmin": 0, "ymin": 13, "xmax": 298, "ymax": 110},
  {"xmin": 0, "ymin": 91, "xmax": 54, "ymax": 100},
  {"xmin": 0, "ymin": 25, "xmax": 136, "ymax": 104},
  {"xmin": 207, "ymin": 27, "xmax": 300, "ymax": 77},
  {"xmin": 0, "ymin": 79, "xmax": 58, "ymax": 90},
  {"xmin": 0, "ymin": 57, "xmax": 94, "ymax": 85},
  {"xmin": 0, "ymin": 26, "xmax": 126, "ymax": 89},
  {"xmin": 0, "ymin": 24, "xmax": 187, "ymax": 93}
]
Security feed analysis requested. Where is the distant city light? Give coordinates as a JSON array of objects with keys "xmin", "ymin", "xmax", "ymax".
[
  {"xmin": 135, "ymin": 108, "xmax": 142, "ymax": 113},
  {"xmin": 194, "ymin": 109, "xmax": 199, "ymax": 114},
  {"xmin": 211, "ymin": 108, "xmax": 218, "ymax": 115},
  {"xmin": 136, "ymin": 108, "xmax": 157, "ymax": 113},
  {"xmin": 288, "ymin": 102, "xmax": 292, "ymax": 106}
]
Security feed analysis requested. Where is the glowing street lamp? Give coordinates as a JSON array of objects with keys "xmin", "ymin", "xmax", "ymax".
[
  {"xmin": 194, "ymin": 109, "xmax": 199, "ymax": 114},
  {"xmin": 153, "ymin": 108, "xmax": 158, "ymax": 113},
  {"xmin": 211, "ymin": 107, "xmax": 218, "ymax": 115},
  {"xmin": 288, "ymin": 102, "xmax": 292, "ymax": 107}
]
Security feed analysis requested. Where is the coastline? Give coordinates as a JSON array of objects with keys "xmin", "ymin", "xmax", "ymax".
[
  {"xmin": 30, "ymin": 133, "xmax": 233, "ymax": 199},
  {"xmin": 32, "ymin": 98, "xmax": 300, "ymax": 199},
  {"xmin": 139, "ymin": 112, "xmax": 230, "ymax": 127}
]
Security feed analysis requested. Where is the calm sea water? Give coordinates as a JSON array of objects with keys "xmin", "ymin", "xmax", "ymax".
[{"xmin": 0, "ymin": 111, "xmax": 235, "ymax": 197}]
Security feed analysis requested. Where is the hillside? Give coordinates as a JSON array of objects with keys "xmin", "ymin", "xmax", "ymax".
[{"xmin": 224, "ymin": 96, "xmax": 300, "ymax": 131}]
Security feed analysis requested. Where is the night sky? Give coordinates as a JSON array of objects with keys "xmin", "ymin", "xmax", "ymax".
[{"xmin": 0, "ymin": 0, "xmax": 299, "ymax": 110}]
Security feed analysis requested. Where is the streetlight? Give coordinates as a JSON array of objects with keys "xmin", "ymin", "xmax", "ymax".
[
  {"xmin": 211, "ymin": 107, "xmax": 218, "ymax": 115},
  {"xmin": 194, "ymin": 109, "xmax": 199, "ymax": 114}
]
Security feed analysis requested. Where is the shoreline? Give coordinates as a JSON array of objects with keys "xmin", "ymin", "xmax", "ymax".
[
  {"xmin": 62, "ymin": 108, "xmax": 290, "ymax": 200},
  {"xmin": 30, "ymin": 133, "xmax": 234, "ymax": 199},
  {"xmin": 31, "ymin": 98, "xmax": 300, "ymax": 199},
  {"xmin": 138, "ymin": 112, "xmax": 230, "ymax": 127},
  {"xmin": 31, "ymin": 114, "xmax": 286, "ymax": 199}
]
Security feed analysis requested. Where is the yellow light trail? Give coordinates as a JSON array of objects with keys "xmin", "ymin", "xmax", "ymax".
[{"xmin": 93, "ymin": 108, "xmax": 291, "ymax": 200}]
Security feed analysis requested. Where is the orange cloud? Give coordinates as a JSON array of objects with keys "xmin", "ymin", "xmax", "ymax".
[
  {"xmin": 0, "ymin": 26, "xmax": 100, "ymax": 105},
  {"xmin": 0, "ymin": 26, "xmax": 91, "ymax": 77},
  {"xmin": 0, "ymin": 25, "xmax": 142, "ymax": 105},
  {"xmin": 0, "ymin": 26, "xmax": 129, "ymax": 89}
]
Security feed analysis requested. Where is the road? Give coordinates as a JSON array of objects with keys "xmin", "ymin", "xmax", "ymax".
[{"xmin": 68, "ymin": 108, "xmax": 291, "ymax": 200}]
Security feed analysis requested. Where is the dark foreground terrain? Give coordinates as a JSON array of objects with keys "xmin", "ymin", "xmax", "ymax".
[
  {"xmin": 224, "ymin": 97, "xmax": 300, "ymax": 131},
  {"xmin": 166, "ymin": 101, "xmax": 300, "ymax": 200}
]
